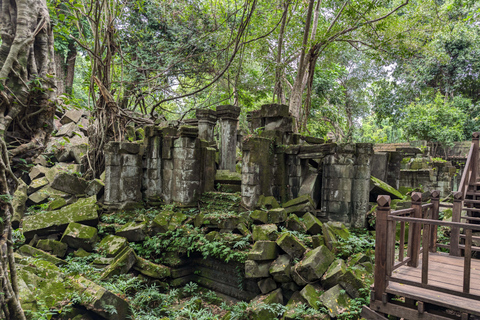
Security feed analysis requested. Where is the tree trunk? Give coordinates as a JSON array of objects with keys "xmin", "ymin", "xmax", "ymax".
[
  {"xmin": 0, "ymin": 0, "xmax": 56, "ymax": 318},
  {"xmin": 65, "ymin": 42, "xmax": 77, "ymax": 95},
  {"xmin": 273, "ymin": 1, "xmax": 289, "ymax": 104},
  {"xmin": 55, "ymin": 51, "xmax": 66, "ymax": 95}
]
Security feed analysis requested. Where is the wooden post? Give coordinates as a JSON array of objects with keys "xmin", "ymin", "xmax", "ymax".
[
  {"xmin": 408, "ymin": 192, "xmax": 422, "ymax": 267},
  {"xmin": 464, "ymin": 228, "xmax": 472, "ymax": 294},
  {"xmin": 422, "ymin": 224, "xmax": 430, "ymax": 284},
  {"xmin": 374, "ymin": 195, "xmax": 391, "ymax": 302},
  {"xmin": 451, "ymin": 191, "xmax": 463, "ymax": 256},
  {"xmin": 472, "ymin": 132, "xmax": 479, "ymax": 183},
  {"xmin": 430, "ymin": 190, "xmax": 440, "ymax": 252}
]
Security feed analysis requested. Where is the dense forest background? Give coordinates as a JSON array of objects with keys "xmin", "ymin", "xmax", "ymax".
[{"xmin": 50, "ymin": 0, "xmax": 480, "ymax": 145}]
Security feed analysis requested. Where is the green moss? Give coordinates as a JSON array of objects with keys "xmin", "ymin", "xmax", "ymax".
[
  {"xmin": 370, "ymin": 176, "xmax": 403, "ymax": 199},
  {"xmin": 98, "ymin": 235, "xmax": 128, "ymax": 257}
]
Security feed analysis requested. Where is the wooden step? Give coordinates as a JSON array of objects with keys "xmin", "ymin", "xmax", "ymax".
[
  {"xmin": 464, "ymin": 199, "xmax": 480, "ymax": 204},
  {"xmin": 466, "ymin": 191, "xmax": 480, "ymax": 196},
  {"xmin": 463, "ymin": 208, "xmax": 480, "ymax": 213}
]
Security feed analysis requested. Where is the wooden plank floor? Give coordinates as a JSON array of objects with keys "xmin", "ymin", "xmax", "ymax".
[{"xmin": 387, "ymin": 252, "xmax": 480, "ymax": 316}]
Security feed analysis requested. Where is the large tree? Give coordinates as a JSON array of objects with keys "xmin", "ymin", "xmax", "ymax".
[{"xmin": 0, "ymin": 0, "xmax": 56, "ymax": 318}]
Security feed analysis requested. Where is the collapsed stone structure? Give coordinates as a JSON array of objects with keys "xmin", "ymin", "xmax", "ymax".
[{"xmin": 104, "ymin": 104, "xmax": 373, "ymax": 227}]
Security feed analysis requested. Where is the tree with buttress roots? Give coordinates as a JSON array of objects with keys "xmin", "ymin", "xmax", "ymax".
[{"xmin": 0, "ymin": 0, "xmax": 56, "ymax": 318}]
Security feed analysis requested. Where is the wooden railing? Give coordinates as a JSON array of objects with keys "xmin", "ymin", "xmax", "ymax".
[
  {"xmin": 458, "ymin": 132, "xmax": 479, "ymax": 200},
  {"xmin": 374, "ymin": 192, "xmax": 480, "ymax": 302}
]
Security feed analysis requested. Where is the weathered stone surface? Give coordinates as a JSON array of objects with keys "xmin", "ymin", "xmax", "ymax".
[
  {"xmin": 325, "ymin": 221, "xmax": 350, "ymax": 240},
  {"xmin": 296, "ymin": 245, "xmax": 335, "ymax": 282},
  {"xmin": 28, "ymin": 177, "xmax": 49, "ymax": 194},
  {"xmin": 29, "ymin": 165, "xmax": 48, "ymax": 180},
  {"xmin": 18, "ymin": 245, "xmax": 67, "ymax": 266},
  {"xmin": 152, "ymin": 211, "xmax": 171, "ymax": 234},
  {"xmin": 61, "ymin": 109, "xmax": 84, "ymax": 124},
  {"xmin": 56, "ymin": 122, "xmax": 77, "ymax": 137},
  {"xmin": 303, "ymin": 212, "xmax": 323, "ymax": 235},
  {"xmin": 299, "ymin": 172, "xmax": 322, "ymax": 209},
  {"xmin": 370, "ymin": 176, "xmax": 403, "ymax": 201},
  {"xmin": 28, "ymin": 186, "xmax": 69, "ymax": 205},
  {"xmin": 50, "ymin": 172, "xmax": 88, "ymax": 195},
  {"xmin": 85, "ymin": 179, "xmax": 105, "ymax": 196},
  {"xmin": 116, "ymin": 222, "xmax": 147, "ymax": 242},
  {"xmin": 23, "ymin": 196, "xmax": 99, "ymax": 239},
  {"xmin": 257, "ymin": 195, "xmax": 280, "ymax": 209},
  {"xmin": 250, "ymin": 210, "xmax": 269, "ymax": 224},
  {"xmin": 248, "ymin": 241, "xmax": 279, "ymax": 260},
  {"xmin": 100, "ymin": 247, "xmax": 137, "ymax": 279},
  {"xmin": 12, "ymin": 179, "xmax": 28, "ymax": 228},
  {"xmin": 36, "ymin": 239, "xmax": 68, "ymax": 258},
  {"xmin": 168, "ymin": 212, "xmax": 187, "ymax": 230},
  {"xmin": 311, "ymin": 235, "xmax": 325, "ymax": 248},
  {"xmin": 237, "ymin": 222, "xmax": 250, "ymax": 236},
  {"xmin": 252, "ymin": 224, "xmax": 278, "ymax": 241},
  {"xmin": 245, "ymin": 260, "xmax": 271, "ymax": 278},
  {"xmin": 98, "ymin": 235, "xmax": 128, "ymax": 257},
  {"xmin": 257, "ymin": 277, "xmax": 277, "ymax": 294},
  {"xmin": 285, "ymin": 214, "xmax": 307, "ymax": 232},
  {"xmin": 338, "ymin": 270, "xmax": 365, "ymax": 298},
  {"xmin": 215, "ymin": 169, "xmax": 241, "ymax": 183},
  {"xmin": 61, "ymin": 222, "xmax": 98, "ymax": 251},
  {"xmin": 269, "ymin": 254, "xmax": 291, "ymax": 283},
  {"xmin": 284, "ymin": 203, "xmax": 315, "ymax": 215},
  {"xmin": 134, "ymin": 256, "xmax": 171, "ymax": 279},
  {"xmin": 320, "ymin": 284, "xmax": 351, "ymax": 318},
  {"xmin": 69, "ymin": 274, "xmax": 132, "ymax": 320},
  {"xmin": 283, "ymin": 194, "xmax": 314, "ymax": 208},
  {"xmin": 249, "ymin": 288, "xmax": 283, "ymax": 320},
  {"xmin": 48, "ymin": 197, "xmax": 67, "ymax": 211},
  {"xmin": 268, "ymin": 208, "xmax": 287, "ymax": 223},
  {"xmin": 322, "ymin": 259, "xmax": 346, "ymax": 289},
  {"xmin": 276, "ymin": 233, "xmax": 307, "ymax": 260},
  {"xmin": 300, "ymin": 284, "xmax": 322, "ymax": 310}
]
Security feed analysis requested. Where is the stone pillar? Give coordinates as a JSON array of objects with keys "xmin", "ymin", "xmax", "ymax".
[
  {"xmin": 321, "ymin": 144, "xmax": 355, "ymax": 225},
  {"xmin": 104, "ymin": 142, "xmax": 143, "ymax": 209},
  {"xmin": 196, "ymin": 109, "xmax": 217, "ymax": 143},
  {"xmin": 242, "ymin": 137, "xmax": 274, "ymax": 208},
  {"xmin": 142, "ymin": 125, "xmax": 162, "ymax": 204},
  {"xmin": 160, "ymin": 127, "xmax": 177, "ymax": 204},
  {"xmin": 351, "ymin": 143, "xmax": 373, "ymax": 228},
  {"xmin": 285, "ymin": 147, "xmax": 301, "ymax": 199},
  {"xmin": 171, "ymin": 126, "xmax": 201, "ymax": 206},
  {"xmin": 246, "ymin": 110, "xmax": 262, "ymax": 133},
  {"xmin": 217, "ymin": 105, "xmax": 240, "ymax": 172}
]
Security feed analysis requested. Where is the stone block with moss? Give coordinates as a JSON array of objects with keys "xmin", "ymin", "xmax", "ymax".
[
  {"xmin": 249, "ymin": 288, "xmax": 283, "ymax": 320},
  {"xmin": 325, "ymin": 221, "xmax": 350, "ymax": 240},
  {"xmin": 300, "ymin": 284, "xmax": 322, "ymax": 310},
  {"xmin": 12, "ymin": 179, "xmax": 28, "ymax": 228},
  {"xmin": 152, "ymin": 211, "xmax": 172, "ymax": 234},
  {"xmin": 245, "ymin": 260, "xmax": 270, "ymax": 278},
  {"xmin": 250, "ymin": 210, "xmax": 269, "ymax": 224},
  {"xmin": 311, "ymin": 235, "xmax": 325, "ymax": 248},
  {"xmin": 269, "ymin": 254, "xmax": 291, "ymax": 283},
  {"xmin": 134, "ymin": 256, "xmax": 171, "ymax": 279},
  {"xmin": 256, "ymin": 195, "xmax": 280, "ymax": 209},
  {"xmin": 48, "ymin": 197, "xmax": 67, "ymax": 211},
  {"xmin": 116, "ymin": 221, "xmax": 147, "ymax": 242},
  {"xmin": 61, "ymin": 222, "xmax": 98, "ymax": 251},
  {"xmin": 98, "ymin": 235, "xmax": 128, "ymax": 257},
  {"xmin": 248, "ymin": 241, "xmax": 279, "ymax": 260},
  {"xmin": 36, "ymin": 239, "xmax": 68, "ymax": 258},
  {"xmin": 50, "ymin": 172, "xmax": 88, "ymax": 195},
  {"xmin": 296, "ymin": 245, "xmax": 335, "ymax": 282},
  {"xmin": 168, "ymin": 212, "xmax": 187, "ymax": 231},
  {"xmin": 18, "ymin": 245, "xmax": 67, "ymax": 266},
  {"xmin": 303, "ymin": 212, "xmax": 323, "ymax": 235},
  {"xmin": 268, "ymin": 208, "xmax": 287, "ymax": 223},
  {"xmin": 28, "ymin": 177, "xmax": 49, "ymax": 194},
  {"xmin": 283, "ymin": 194, "xmax": 314, "ymax": 208},
  {"xmin": 252, "ymin": 224, "xmax": 278, "ymax": 241},
  {"xmin": 338, "ymin": 270, "xmax": 365, "ymax": 298},
  {"xmin": 319, "ymin": 284, "xmax": 351, "ymax": 318},
  {"xmin": 257, "ymin": 277, "xmax": 277, "ymax": 294},
  {"xmin": 285, "ymin": 214, "xmax": 307, "ymax": 232},
  {"xmin": 321, "ymin": 259, "xmax": 346, "ymax": 289},
  {"xmin": 23, "ymin": 196, "xmax": 99, "ymax": 239},
  {"xmin": 276, "ymin": 233, "xmax": 307, "ymax": 260},
  {"xmin": 86, "ymin": 179, "xmax": 105, "ymax": 196},
  {"xmin": 370, "ymin": 176, "xmax": 403, "ymax": 201},
  {"xmin": 100, "ymin": 247, "xmax": 137, "ymax": 280}
]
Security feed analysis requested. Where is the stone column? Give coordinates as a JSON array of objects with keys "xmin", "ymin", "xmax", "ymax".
[
  {"xmin": 217, "ymin": 105, "xmax": 240, "ymax": 172},
  {"xmin": 352, "ymin": 143, "xmax": 373, "ymax": 228},
  {"xmin": 242, "ymin": 137, "xmax": 274, "ymax": 208},
  {"xmin": 196, "ymin": 109, "xmax": 217, "ymax": 143},
  {"xmin": 104, "ymin": 142, "xmax": 143, "ymax": 209},
  {"xmin": 142, "ymin": 125, "xmax": 162, "ymax": 204}
]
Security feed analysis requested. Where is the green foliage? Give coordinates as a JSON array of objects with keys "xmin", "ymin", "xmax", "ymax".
[{"xmin": 335, "ymin": 228, "xmax": 375, "ymax": 259}]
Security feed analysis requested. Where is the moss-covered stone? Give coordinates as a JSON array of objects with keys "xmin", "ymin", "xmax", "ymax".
[
  {"xmin": 74, "ymin": 248, "xmax": 91, "ymax": 258},
  {"xmin": 253, "ymin": 224, "xmax": 278, "ymax": 241},
  {"xmin": 18, "ymin": 245, "xmax": 67, "ymax": 266},
  {"xmin": 276, "ymin": 233, "xmax": 307, "ymax": 260},
  {"xmin": 237, "ymin": 222, "xmax": 250, "ymax": 236},
  {"xmin": 48, "ymin": 197, "xmax": 67, "ymax": 211},
  {"xmin": 98, "ymin": 235, "xmax": 128, "ymax": 257},
  {"xmin": 61, "ymin": 222, "xmax": 98, "ymax": 251},
  {"xmin": 152, "ymin": 211, "xmax": 172, "ymax": 234},
  {"xmin": 36, "ymin": 239, "xmax": 68, "ymax": 258},
  {"xmin": 321, "ymin": 259, "xmax": 346, "ymax": 289},
  {"xmin": 283, "ymin": 194, "xmax": 314, "ymax": 208},
  {"xmin": 215, "ymin": 169, "xmax": 241, "ymax": 182},
  {"xmin": 116, "ymin": 221, "xmax": 147, "ymax": 242},
  {"xmin": 325, "ymin": 221, "xmax": 350, "ymax": 240},
  {"xmin": 250, "ymin": 210, "xmax": 269, "ymax": 224},
  {"xmin": 23, "ymin": 196, "xmax": 99, "ymax": 239},
  {"xmin": 85, "ymin": 179, "xmax": 105, "ymax": 196},
  {"xmin": 268, "ymin": 208, "xmax": 287, "ymax": 223},
  {"xmin": 28, "ymin": 177, "xmax": 49, "ymax": 194},
  {"xmin": 285, "ymin": 214, "xmax": 307, "ymax": 232},
  {"xmin": 248, "ymin": 241, "xmax": 279, "ymax": 260},
  {"xmin": 100, "ymin": 247, "xmax": 137, "ymax": 280},
  {"xmin": 303, "ymin": 212, "xmax": 323, "ymax": 235},
  {"xmin": 257, "ymin": 195, "xmax": 280, "ymax": 209},
  {"xmin": 300, "ymin": 284, "xmax": 322, "ymax": 310},
  {"xmin": 338, "ymin": 270, "xmax": 365, "ymax": 298},
  {"xmin": 311, "ymin": 235, "xmax": 325, "ymax": 248},
  {"xmin": 134, "ymin": 256, "xmax": 171, "ymax": 279},
  {"xmin": 245, "ymin": 260, "xmax": 270, "ymax": 278},
  {"xmin": 296, "ymin": 245, "xmax": 335, "ymax": 282},
  {"xmin": 257, "ymin": 277, "xmax": 277, "ymax": 294},
  {"xmin": 50, "ymin": 171, "xmax": 88, "ymax": 195},
  {"xmin": 168, "ymin": 212, "xmax": 187, "ymax": 230},
  {"xmin": 370, "ymin": 176, "xmax": 403, "ymax": 200},
  {"xmin": 269, "ymin": 254, "xmax": 291, "ymax": 283},
  {"xmin": 249, "ymin": 288, "xmax": 283, "ymax": 320},
  {"xmin": 319, "ymin": 284, "xmax": 351, "ymax": 318},
  {"xmin": 12, "ymin": 179, "xmax": 28, "ymax": 228}
]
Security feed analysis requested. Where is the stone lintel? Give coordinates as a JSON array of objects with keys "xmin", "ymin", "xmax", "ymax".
[
  {"xmin": 196, "ymin": 108, "xmax": 217, "ymax": 122},
  {"xmin": 260, "ymin": 104, "xmax": 289, "ymax": 118},
  {"xmin": 216, "ymin": 105, "xmax": 240, "ymax": 120}
]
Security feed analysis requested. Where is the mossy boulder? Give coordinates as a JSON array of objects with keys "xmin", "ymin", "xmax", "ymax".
[
  {"xmin": 50, "ymin": 172, "xmax": 88, "ymax": 195},
  {"xmin": 152, "ymin": 211, "xmax": 172, "ymax": 234},
  {"xmin": 285, "ymin": 214, "xmax": 307, "ymax": 232},
  {"xmin": 338, "ymin": 270, "xmax": 365, "ymax": 298},
  {"xmin": 296, "ymin": 245, "xmax": 335, "ymax": 282},
  {"xmin": 248, "ymin": 241, "xmax": 279, "ymax": 260},
  {"xmin": 319, "ymin": 284, "xmax": 351, "ymax": 318},
  {"xmin": 249, "ymin": 288, "xmax": 283, "ymax": 320},
  {"xmin": 23, "ymin": 196, "xmax": 99, "ymax": 239},
  {"xmin": 370, "ymin": 176, "xmax": 403, "ymax": 201},
  {"xmin": 283, "ymin": 194, "xmax": 314, "ymax": 208},
  {"xmin": 303, "ymin": 212, "xmax": 323, "ymax": 235},
  {"xmin": 269, "ymin": 254, "xmax": 292, "ymax": 283},
  {"xmin": 36, "ymin": 239, "xmax": 68, "ymax": 258},
  {"xmin": 168, "ymin": 212, "xmax": 187, "ymax": 230},
  {"xmin": 257, "ymin": 195, "xmax": 280, "ymax": 209},
  {"xmin": 28, "ymin": 177, "xmax": 49, "ymax": 194},
  {"xmin": 18, "ymin": 245, "xmax": 67, "ymax": 266},
  {"xmin": 253, "ymin": 224, "xmax": 278, "ymax": 241},
  {"xmin": 98, "ymin": 235, "xmax": 128, "ymax": 257},
  {"xmin": 321, "ymin": 259, "xmax": 346, "ymax": 289},
  {"xmin": 250, "ymin": 210, "xmax": 269, "ymax": 224},
  {"xmin": 116, "ymin": 221, "xmax": 147, "ymax": 242},
  {"xmin": 245, "ymin": 260, "xmax": 271, "ymax": 278},
  {"xmin": 61, "ymin": 222, "xmax": 98, "ymax": 251},
  {"xmin": 276, "ymin": 233, "xmax": 307, "ymax": 260},
  {"xmin": 325, "ymin": 221, "xmax": 350, "ymax": 240},
  {"xmin": 100, "ymin": 247, "xmax": 137, "ymax": 280},
  {"xmin": 134, "ymin": 256, "xmax": 171, "ymax": 279},
  {"xmin": 257, "ymin": 277, "xmax": 277, "ymax": 294},
  {"xmin": 48, "ymin": 197, "xmax": 67, "ymax": 211},
  {"xmin": 300, "ymin": 284, "xmax": 322, "ymax": 310},
  {"xmin": 85, "ymin": 179, "xmax": 105, "ymax": 196},
  {"xmin": 311, "ymin": 235, "xmax": 325, "ymax": 248},
  {"xmin": 268, "ymin": 208, "xmax": 287, "ymax": 223}
]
